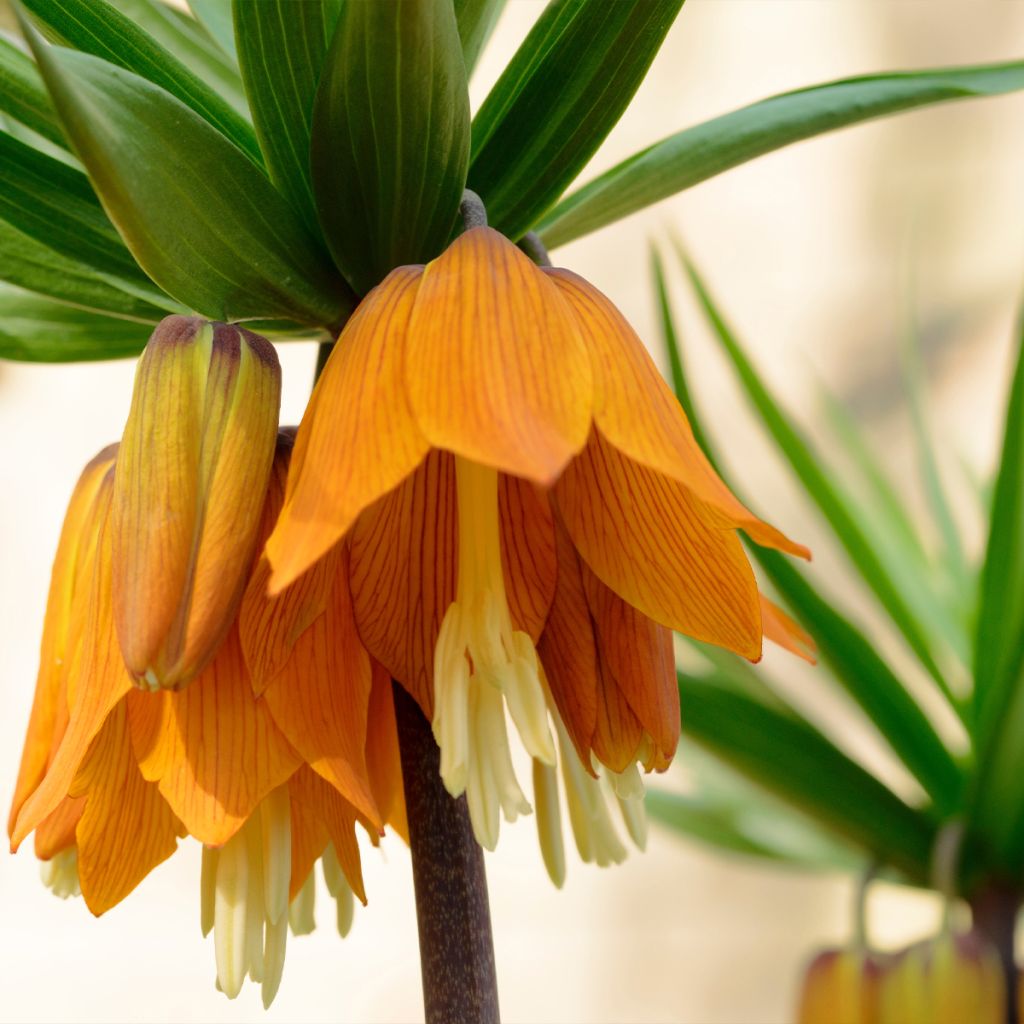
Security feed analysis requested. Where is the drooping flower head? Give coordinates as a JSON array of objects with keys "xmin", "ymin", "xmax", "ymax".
[{"xmin": 265, "ymin": 226, "xmax": 810, "ymax": 852}]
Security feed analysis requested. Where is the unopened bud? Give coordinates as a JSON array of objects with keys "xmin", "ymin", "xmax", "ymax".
[{"xmin": 112, "ymin": 315, "xmax": 281, "ymax": 690}]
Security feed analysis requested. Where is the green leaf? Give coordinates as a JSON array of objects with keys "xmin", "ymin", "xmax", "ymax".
[
  {"xmin": 234, "ymin": 0, "xmax": 343, "ymax": 240},
  {"xmin": 680, "ymin": 251, "xmax": 954, "ymax": 698},
  {"xmin": 107, "ymin": 0, "xmax": 247, "ymax": 114},
  {"xmin": 27, "ymin": 35, "xmax": 352, "ymax": 325},
  {"xmin": 311, "ymin": 0, "xmax": 470, "ymax": 294},
  {"xmin": 454, "ymin": 0, "xmax": 505, "ymax": 76},
  {"xmin": 0, "ymin": 129, "xmax": 150, "ymax": 285},
  {"xmin": 538, "ymin": 60, "xmax": 1024, "ymax": 248},
  {"xmin": 753, "ymin": 548, "xmax": 963, "ymax": 813},
  {"xmin": 968, "ymin": 324, "xmax": 1024, "ymax": 868},
  {"xmin": 0, "ymin": 31, "xmax": 67, "ymax": 149},
  {"xmin": 0, "ymin": 218, "xmax": 176, "ymax": 321},
  {"xmin": 187, "ymin": 0, "xmax": 238, "ymax": 61},
  {"xmin": 469, "ymin": 0, "xmax": 684, "ymax": 241},
  {"xmin": 21, "ymin": 0, "xmax": 261, "ymax": 164},
  {"xmin": 0, "ymin": 282, "xmax": 156, "ymax": 360},
  {"xmin": 679, "ymin": 673, "xmax": 937, "ymax": 882}
]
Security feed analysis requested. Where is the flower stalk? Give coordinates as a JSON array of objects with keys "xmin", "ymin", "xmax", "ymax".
[
  {"xmin": 969, "ymin": 883, "xmax": 1020, "ymax": 1024},
  {"xmin": 394, "ymin": 682, "xmax": 501, "ymax": 1024}
]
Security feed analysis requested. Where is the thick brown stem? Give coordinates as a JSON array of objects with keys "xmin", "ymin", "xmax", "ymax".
[
  {"xmin": 970, "ymin": 883, "xmax": 1019, "ymax": 1024},
  {"xmin": 394, "ymin": 683, "xmax": 501, "ymax": 1024}
]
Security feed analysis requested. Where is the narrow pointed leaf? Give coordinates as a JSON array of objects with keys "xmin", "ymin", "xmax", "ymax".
[
  {"xmin": 968, "ymin": 326, "xmax": 1024, "ymax": 869},
  {"xmin": 454, "ymin": 0, "xmax": 506, "ymax": 76},
  {"xmin": 469, "ymin": 0, "xmax": 684, "ymax": 241},
  {"xmin": 681, "ymin": 252, "xmax": 952, "ymax": 694},
  {"xmin": 234, "ymin": 0, "xmax": 343, "ymax": 239},
  {"xmin": 0, "ymin": 219, "xmax": 177, "ymax": 320},
  {"xmin": 679, "ymin": 674, "xmax": 937, "ymax": 882},
  {"xmin": 21, "ymin": 0, "xmax": 261, "ymax": 164},
  {"xmin": 0, "ymin": 32, "xmax": 67, "ymax": 149},
  {"xmin": 106, "ymin": 0, "xmax": 247, "ymax": 113},
  {"xmin": 28, "ymin": 37, "xmax": 352, "ymax": 325},
  {"xmin": 0, "ymin": 129, "xmax": 148, "ymax": 284},
  {"xmin": 311, "ymin": 0, "xmax": 470, "ymax": 294},
  {"xmin": 538, "ymin": 60, "xmax": 1024, "ymax": 247},
  {"xmin": 0, "ymin": 283, "xmax": 157, "ymax": 361}
]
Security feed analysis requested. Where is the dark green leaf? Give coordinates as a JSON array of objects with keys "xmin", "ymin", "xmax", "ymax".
[
  {"xmin": 454, "ymin": 0, "xmax": 505, "ymax": 76},
  {"xmin": 0, "ymin": 129, "xmax": 151, "ymax": 285},
  {"xmin": 108, "ymin": 0, "xmax": 247, "ymax": 113},
  {"xmin": 0, "ymin": 31, "xmax": 66, "ymax": 148},
  {"xmin": 469, "ymin": 0, "xmax": 684, "ymax": 241},
  {"xmin": 28, "ymin": 35, "xmax": 352, "ymax": 325},
  {"xmin": 0, "ymin": 219, "xmax": 176, "ymax": 321},
  {"xmin": 21, "ymin": 0, "xmax": 261, "ymax": 164},
  {"xmin": 311, "ymin": 0, "xmax": 470, "ymax": 294},
  {"xmin": 0, "ymin": 282, "xmax": 156, "ymax": 360},
  {"xmin": 680, "ymin": 251, "xmax": 955, "ymax": 699},
  {"xmin": 538, "ymin": 61, "xmax": 1024, "ymax": 247},
  {"xmin": 234, "ymin": 0, "xmax": 343, "ymax": 239},
  {"xmin": 968, "ymin": 324, "xmax": 1024, "ymax": 869},
  {"xmin": 679, "ymin": 673, "xmax": 937, "ymax": 882}
]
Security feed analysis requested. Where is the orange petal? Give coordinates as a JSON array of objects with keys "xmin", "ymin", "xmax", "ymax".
[
  {"xmin": 265, "ymin": 267, "xmax": 428, "ymax": 592},
  {"xmin": 112, "ymin": 317, "xmax": 281, "ymax": 690},
  {"xmin": 592, "ymin": 658, "xmax": 645, "ymax": 775},
  {"xmin": 555, "ymin": 430, "xmax": 762, "ymax": 660},
  {"xmin": 547, "ymin": 269, "xmax": 807, "ymax": 560},
  {"xmin": 405, "ymin": 227, "xmax": 592, "ymax": 484},
  {"xmin": 127, "ymin": 627, "xmax": 302, "ymax": 846},
  {"xmin": 537, "ymin": 518, "xmax": 599, "ymax": 771},
  {"xmin": 33, "ymin": 797, "xmax": 84, "ymax": 860},
  {"xmin": 761, "ymin": 594, "xmax": 817, "ymax": 664},
  {"xmin": 581, "ymin": 561, "xmax": 679, "ymax": 769},
  {"xmin": 8, "ymin": 445, "xmax": 116, "ymax": 839},
  {"xmin": 365, "ymin": 663, "xmax": 408, "ymax": 842},
  {"xmin": 288, "ymin": 766, "xmax": 366, "ymax": 905},
  {"xmin": 499, "ymin": 473, "xmax": 557, "ymax": 642},
  {"xmin": 72, "ymin": 701, "xmax": 181, "ymax": 915},
  {"xmin": 349, "ymin": 451, "xmax": 457, "ymax": 718},
  {"xmin": 12, "ymin": 481, "xmax": 133, "ymax": 851},
  {"xmin": 240, "ymin": 435, "xmax": 344, "ymax": 694},
  {"xmin": 262, "ymin": 546, "xmax": 379, "ymax": 826}
]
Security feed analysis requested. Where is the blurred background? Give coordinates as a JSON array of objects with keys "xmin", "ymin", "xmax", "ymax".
[{"xmin": 2, "ymin": 2, "xmax": 1024, "ymax": 1021}]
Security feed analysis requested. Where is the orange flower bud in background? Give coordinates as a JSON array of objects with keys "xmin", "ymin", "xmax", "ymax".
[
  {"xmin": 112, "ymin": 316, "xmax": 281, "ymax": 691},
  {"xmin": 796, "ymin": 948, "xmax": 884, "ymax": 1024}
]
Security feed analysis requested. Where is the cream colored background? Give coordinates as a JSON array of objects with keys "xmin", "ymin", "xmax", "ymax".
[{"xmin": 2, "ymin": 2, "xmax": 1023, "ymax": 1021}]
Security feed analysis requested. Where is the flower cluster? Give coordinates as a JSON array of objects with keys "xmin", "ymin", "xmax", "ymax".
[{"xmin": 9, "ymin": 228, "xmax": 809, "ymax": 1004}]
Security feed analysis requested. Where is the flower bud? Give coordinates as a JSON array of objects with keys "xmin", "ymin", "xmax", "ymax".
[
  {"xmin": 112, "ymin": 315, "xmax": 281, "ymax": 691},
  {"xmin": 796, "ymin": 948, "xmax": 884, "ymax": 1024}
]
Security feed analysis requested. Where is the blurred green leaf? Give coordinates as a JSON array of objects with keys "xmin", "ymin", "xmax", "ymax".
[
  {"xmin": 21, "ymin": 0, "xmax": 261, "ymax": 164},
  {"xmin": 0, "ymin": 129, "xmax": 149, "ymax": 284},
  {"xmin": 679, "ymin": 673, "xmax": 937, "ymax": 882},
  {"xmin": 679, "ymin": 251, "xmax": 954, "ymax": 698},
  {"xmin": 454, "ymin": 0, "xmax": 505, "ymax": 76},
  {"xmin": 234, "ymin": 0, "xmax": 342, "ymax": 240},
  {"xmin": 187, "ymin": 0, "xmax": 238, "ymax": 61},
  {"xmin": 754, "ymin": 548, "xmax": 963, "ymax": 812},
  {"xmin": 969, "ymin": 324, "xmax": 1024, "ymax": 868},
  {"xmin": 0, "ymin": 282, "xmax": 156, "ymax": 360},
  {"xmin": 311, "ymin": 0, "xmax": 470, "ymax": 294},
  {"xmin": 538, "ymin": 61, "xmax": 1024, "ymax": 248},
  {"xmin": 469, "ymin": 0, "xmax": 684, "ymax": 241},
  {"xmin": 0, "ymin": 219, "xmax": 176, "ymax": 321},
  {"xmin": 0, "ymin": 31, "xmax": 66, "ymax": 148},
  {"xmin": 27, "ymin": 36, "xmax": 352, "ymax": 325},
  {"xmin": 107, "ymin": 0, "xmax": 247, "ymax": 114}
]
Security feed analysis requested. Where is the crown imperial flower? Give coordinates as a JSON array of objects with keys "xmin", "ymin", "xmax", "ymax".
[
  {"xmin": 112, "ymin": 315, "xmax": 282, "ymax": 692},
  {"xmin": 265, "ymin": 226, "xmax": 809, "ymax": 850}
]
